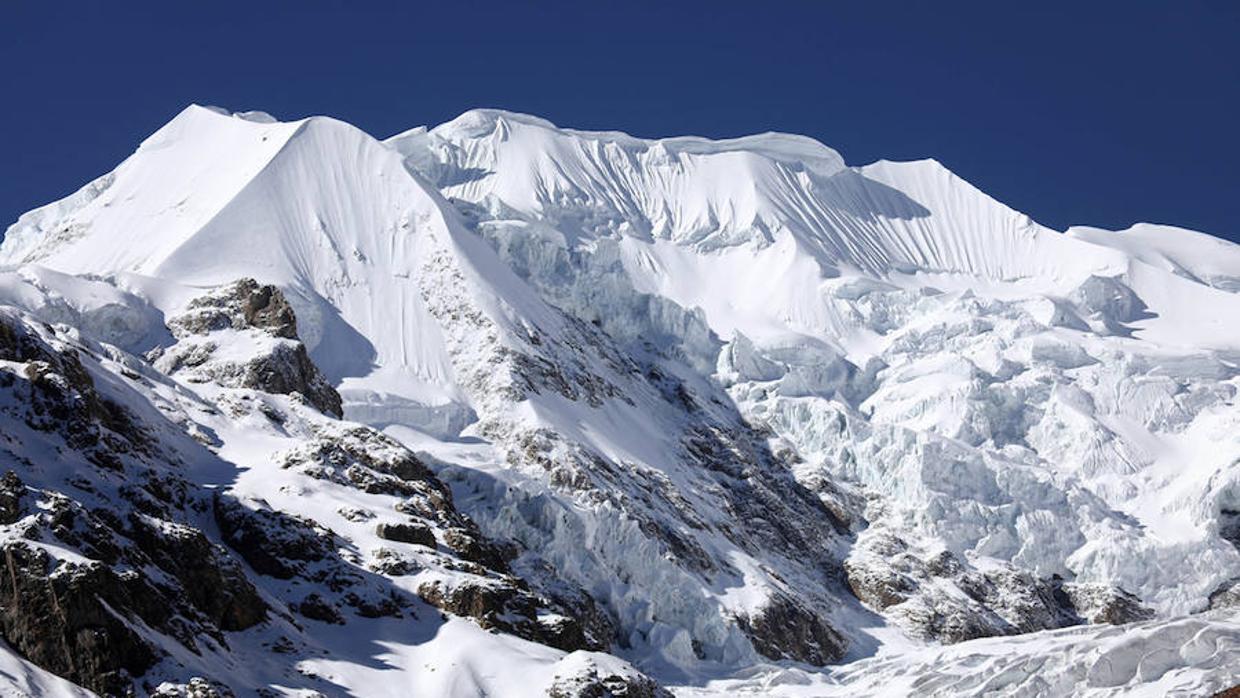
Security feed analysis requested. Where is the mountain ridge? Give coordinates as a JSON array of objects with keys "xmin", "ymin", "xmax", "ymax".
[{"xmin": 0, "ymin": 104, "xmax": 1238, "ymax": 697}]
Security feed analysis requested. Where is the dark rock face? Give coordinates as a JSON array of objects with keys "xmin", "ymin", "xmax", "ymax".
[
  {"xmin": 213, "ymin": 494, "xmax": 332, "ymax": 580},
  {"xmin": 236, "ymin": 280, "xmax": 299, "ymax": 339},
  {"xmin": 376, "ymin": 521, "xmax": 436, "ymax": 547},
  {"xmin": 735, "ymin": 593, "xmax": 846, "ymax": 665},
  {"xmin": 1062, "ymin": 581, "xmax": 1154, "ymax": 625},
  {"xmin": 239, "ymin": 342, "xmax": 343, "ymax": 418},
  {"xmin": 441, "ymin": 526, "xmax": 511, "ymax": 572},
  {"xmin": 844, "ymin": 559, "xmax": 917, "ymax": 611},
  {"xmin": 1220, "ymin": 508, "xmax": 1240, "ymax": 552},
  {"xmin": 126, "ymin": 515, "xmax": 267, "ymax": 632},
  {"xmin": 0, "ymin": 541, "xmax": 159, "ymax": 696},
  {"xmin": 173, "ymin": 278, "xmax": 297, "ymax": 339},
  {"xmin": 296, "ymin": 593, "xmax": 345, "ymax": 625},
  {"xmin": 212, "ymin": 492, "xmax": 413, "ymax": 624},
  {"xmin": 0, "ymin": 481, "xmax": 269, "ymax": 696},
  {"xmin": 0, "ymin": 310, "xmax": 151, "ymax": 471},
  {"xmin": 899, "ymin": 601, "xmax": 1005, "ymax": 644},
  {"xmin": 418, "ymin": 579, "xmax": 608, "ymax": 653},
  {"xmin": 956, "ymin": 567, "xmax": 1080, "ymax": 635},
  {"xmin": 279, "ymin": 425, "xmax": 444, "ymax": 499},
  {"xmin": 0, "ymin": 315, "xmax": 281, "ymax": 695},
  {"xmin": 0, "ymin": 471, "xmax": 24, "ymax": 525},
  {"xmin": 160, "ymin": 279, "xmax": 343, "ymax": 417}
]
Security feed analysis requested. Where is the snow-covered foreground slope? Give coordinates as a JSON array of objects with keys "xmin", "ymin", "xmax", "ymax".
[
  {"xmin": 1, "ymin": 104, "xmax": 1238, "ymax": 696},
  {"xmin": 680, "ymin": 611, "xmax": 1240, "ymax": 697}
]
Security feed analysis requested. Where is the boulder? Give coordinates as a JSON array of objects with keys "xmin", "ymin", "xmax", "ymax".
[{"xmin": 376, "ymin": 522, "xmax": 436, "ymax": 547}]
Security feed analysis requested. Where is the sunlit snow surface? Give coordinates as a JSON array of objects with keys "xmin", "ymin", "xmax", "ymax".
[
  {"xmin": 2, "ymin": 105, "xmax": 1239, "ymax": 696},
  {"xmin": 680, "ymin": 611, "xmax": 1240, "ymax": 697}
]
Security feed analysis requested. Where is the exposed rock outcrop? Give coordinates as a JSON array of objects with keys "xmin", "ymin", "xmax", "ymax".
[
  {"xmin": 278, "ymin": 423, "xmax": 444, "ymax": 500},
  {"xmin": 0, "ymin": 471, "xmax": 24, "ymax": 525},
  {"xmin": 0, "ymin": 484, "xmax": 269, "ymax": 695},
  {"xmin": 154, "ymin": 279, "xmax": 342, "ymax": 417},
  {"xmin": 0, "ymin": 308, "xmax": 151, "ymax": 471},
  {"xmin": 735, "ymin": 593, "xmax": 846, "ymax": 665},
  {"xmin": 213, "ymin": 494, "xmax": 333, "ymax": 580},
  {"xmin": 0, "ymin": 314, "xmax": 273, "ymax": 695},
  {"xmin": 0, "ymin": 541, "xmax": 160, "ymax": 696},
  {"xmin": 844, "ymin": 533, "xmax": 1153, "ymax": 643},
  {"xmin": 1210, "ymin": 578, "xmax": 1240, "ymax": 610},
  {"xmin": 151, "ymin": 677, "xmax": 237, "ymax": 698},
  {"xmin": 125, "ymin": 515, "xmax": 268, "ymax": 632},
  {"xmin": 171, "ymin": 278, "xmax": 298, "ymax": 339},
  {"xmin": 545, "ymin": 653, "xmax": 672, "ymax": 698},
  {"xmin": 1063, "ymin": 581, "xmax": 1154, "ymax": 625},
  {"xmin": 418, "ymin": 578, "xmax": 610, "ymax": 653}
]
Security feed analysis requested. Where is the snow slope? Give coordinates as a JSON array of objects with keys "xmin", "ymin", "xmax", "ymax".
[
  {"xmin": 1, "ymin": 104, "xmax": 1239, "ymax": 696},
  {"xmin": 678, "ymin": 611, "xmax": 1240, "ymax": 697},
  {"xmin": 0, "ymin": 641, "xmax": 92, "ymax": 698}
]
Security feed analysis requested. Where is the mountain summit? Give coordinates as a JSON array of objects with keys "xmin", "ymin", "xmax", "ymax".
[{"xmin": 1, "ymin": 105, "xmax": 1238, "ymax": 697}]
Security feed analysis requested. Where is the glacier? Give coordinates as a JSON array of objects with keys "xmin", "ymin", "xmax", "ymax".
[{"xmin": 0, "ymin": 104, "xmax": 1237, "ymax": 696}]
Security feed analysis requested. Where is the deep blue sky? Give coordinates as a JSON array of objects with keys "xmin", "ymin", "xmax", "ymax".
[{"xmin": 3, "ymin": 2, "xmax": 1237, "ymax": 240}]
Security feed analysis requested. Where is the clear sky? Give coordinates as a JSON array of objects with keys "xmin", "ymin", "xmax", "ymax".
[{"xmin": 2, "ymin": 2, "xmax": 1237, "ymax": 241}]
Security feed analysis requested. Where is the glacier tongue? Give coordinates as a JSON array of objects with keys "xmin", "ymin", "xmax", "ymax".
[{"xmin": 1, "ymin": 104, "xmax": 1239, "ymax": 696}]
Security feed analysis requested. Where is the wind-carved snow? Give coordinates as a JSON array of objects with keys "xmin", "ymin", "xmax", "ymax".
[{"xmin": 1, "ymin": 104, "xmax": 1239, "ymax": 696}]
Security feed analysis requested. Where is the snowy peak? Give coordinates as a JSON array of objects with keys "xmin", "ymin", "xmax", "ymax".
[
  {"xmin": 0, "ymin": 104, "xmax": 576, "ymax": 436},
  {"xmin": 3, "ymin": 104, "xmax": 421, "ymax": 282},
  {"xmin": 2, "ymin": 104, "xmax": 1240, "ymax": 697},
  {"xmin": 2, "ymin": 105, "xmax": 302, "ymax": 272}
]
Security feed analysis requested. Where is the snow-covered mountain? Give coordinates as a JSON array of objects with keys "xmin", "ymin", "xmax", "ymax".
[{"xmin": 1, "ymin": 104, "xmax": 1238, "ymax": 697}]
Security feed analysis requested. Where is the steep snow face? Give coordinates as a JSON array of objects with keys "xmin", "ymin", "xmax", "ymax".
[
  {"xmin": 2, "ymin": 106, "xmax": 301, "ymax": 273},
  {"xmin": 0, "ymin": 640, "xmax": 92, "ymax": 698},
  {"xmin": 388, "ymin": 109, "xmax": 847, "ymax": 250},
  {"xmin": 3, "ymin": 105, "xmax": 1240, "ymax": 698},
  {"xmin": 391, "ymin": 110, "xmax": 1134, "ymax": 282}
]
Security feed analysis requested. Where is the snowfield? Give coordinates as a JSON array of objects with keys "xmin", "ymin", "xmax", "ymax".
[{"xmin": 0, "ymin": 104, "xmax": 1237, "ymax": 696}]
